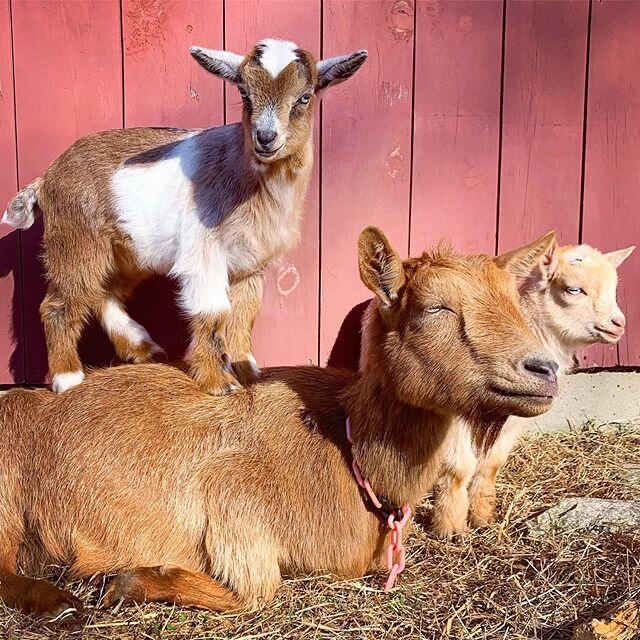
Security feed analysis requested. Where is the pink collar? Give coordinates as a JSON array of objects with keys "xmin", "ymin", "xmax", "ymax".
[{"xmin": 346, "ymin": 417, "xmax": 411, "ymax": 591}]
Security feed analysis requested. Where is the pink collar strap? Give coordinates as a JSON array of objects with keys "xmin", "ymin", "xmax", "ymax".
[{"xmin": 346, "ymin": 417, "xmax": 412, "ymax": 591}]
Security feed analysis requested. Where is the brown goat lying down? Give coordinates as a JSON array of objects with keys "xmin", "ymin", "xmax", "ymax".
[{"xmin": 0, "ymin": 228, "xmax": 559, "ymax": 618}]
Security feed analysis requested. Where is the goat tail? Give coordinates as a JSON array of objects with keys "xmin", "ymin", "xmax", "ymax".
[{"xmin": 2, "ymin": 177, "xmax": 43, "ymax": 229}]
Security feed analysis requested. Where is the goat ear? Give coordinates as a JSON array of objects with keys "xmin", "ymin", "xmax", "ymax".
[
  {"xmin": 495, "ymin": 230, "xmax": 558, "ymax": 282},
  {"xmin": 358, "ymin": 226, "xmax": 405, "ymax": 309},
  {"xmin": 604, "ymin": 246, "xmax": 635, "ymax": 268},
  {"xmin": 316, "ymin": 50, "xmax": 368, "ymax": 91},
  {"xmin": 190, "ymin": 46, "xmax": 243, "ymax": 83}
]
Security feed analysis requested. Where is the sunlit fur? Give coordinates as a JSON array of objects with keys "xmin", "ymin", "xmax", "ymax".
[
  {"xmin": 2, "ymin": 40, "xmax": 366, "ymax": 397},
  {"xmin": 0, "ymin": 228, "xmax": 556, "ymax": 618},
  {"xmin": 237, "ymin": 40, "xmax": 319, "ymax": 164},
  {"xmin": 433, "ymin": 240, "xmax": 634, "ymax": 538}
]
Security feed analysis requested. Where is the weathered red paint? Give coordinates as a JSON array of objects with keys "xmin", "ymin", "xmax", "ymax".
[
  {"xmin": 320, "ymin": 0, "xmax": 415, "ymax": 364},
  {"xmin": 498, "ymin": 0, "xmax": 589, "ymax": 250},
  {"xmin": 1, "ymin": 0, "xmax": 639, "ymax": 383},
  {"xmin": 225, "ymin": 0, "xmax": 321, "ymax": 368},
  {"xmin": 411, "ymin": 0, "xmax": 502, "ymax": 257},
  {"xmin": 122, "ymin": 0, "xmax": 224, "ymax": 128},
  {"xmin": 0, "ymin": 0, "xmax": 23, "ymax": 384},
  {"xmin": 12, "ymin": 0, "xmax": 123, "ymax": 383},
  {"xmin": 581, "ymin": 0, "xmax": 640, "ymax": 368}
]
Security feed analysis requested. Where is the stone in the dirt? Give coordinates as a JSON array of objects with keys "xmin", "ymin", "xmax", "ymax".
[
  {"xmin": 527, "ymin": 498, "xmax": 640, "ymax": 537},
  {"xmin": 623, "ymin": 464, "xmax": 640, "ymax": 487},
  {"xmin": 571, "ymin": 600, "xmax": 639, "ymax": 640}
]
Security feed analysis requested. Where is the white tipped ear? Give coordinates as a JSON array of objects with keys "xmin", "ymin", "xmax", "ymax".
[
  {"xmin": 358, "ymin": 226, "xmax": 405, "ymax": 309},
  {"xmin": 316, "ymin": 50, "xmax": 368, "ymax": 91},
  {"xmin": 190, "ymin": 46, "xmax": 244, "ymax": 83},
  {"xmin": 604, "ymin": 246, "xmax": 635, "ymax": 269},
  {"xmin": 495, "ymin": 231, "xmax": 558, "ymax": 282}
]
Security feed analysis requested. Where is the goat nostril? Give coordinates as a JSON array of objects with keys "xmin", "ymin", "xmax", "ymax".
[
  {"xmin": 256, "ymin": 129, "xmax": 277, "ymax": 147},
  {"xmin": 523, "ymin": 356, "xmax": 558, "ymax": 382},
  {"xmin": 612, "ymin": 315, "xmax": 626, "ymax": 329}
]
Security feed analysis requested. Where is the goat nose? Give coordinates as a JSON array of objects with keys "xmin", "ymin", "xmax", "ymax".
[
  {"xmin": 523, "ymin": 356, "xmax": 558, "ymax": 383},
  {"xmin": 256, "ymin": 129, "xmax": 277, "ymax": 147},
  {"xmin": 611, "ymin": 313, "xmax": 626, "ymax": 329}
]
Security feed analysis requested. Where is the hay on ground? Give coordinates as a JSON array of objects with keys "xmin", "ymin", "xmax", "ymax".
[{"xmin": 1, "ymin": 421, "xmax": 639, "ymax": 640}]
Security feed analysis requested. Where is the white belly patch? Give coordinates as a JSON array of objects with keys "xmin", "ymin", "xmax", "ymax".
[{"xmin": 111, "ymin": 138, "xmax": 196, "ymax": 273}]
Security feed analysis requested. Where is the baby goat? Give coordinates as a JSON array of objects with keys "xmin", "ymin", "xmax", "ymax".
[
  {"xmin": 2, "ymin": 39, "xmax": 367, "ymax": 394},
  {"xmin": 433, "ymin": 236, "xmax": 635, "ymax": 538}
]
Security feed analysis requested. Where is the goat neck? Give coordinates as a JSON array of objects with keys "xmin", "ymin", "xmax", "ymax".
[{"xmin": 341, "ymin": 307, "xmax": 451, "ymax": 509}]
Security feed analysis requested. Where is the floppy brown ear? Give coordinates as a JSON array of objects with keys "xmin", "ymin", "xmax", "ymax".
[
  {"xmin": 358, "ymin": 227, "xmax": 405, "ymax": 309},
  {"xmin": 604, "ymin": 246, "xmax": 635, "ymax": 269},
  {"xmin": 495, "ymin": 231, "xmax": 558, "ymax": 282}
]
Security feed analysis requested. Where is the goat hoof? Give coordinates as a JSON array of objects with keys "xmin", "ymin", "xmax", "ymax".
[
  {"xmin": 469, "ymin": 512, "xmax": 496, "ymax": 529},
  {"xmin": 130, "ymin": 341, "xmax": 167, "ymax": 364},
  {"xmin": 206, "ymin": 372, "xmax": 243, "ymax": 396},
  {"xmin": 102, "ymin": 572, "xmax": 140, "ymax": 608},
  {"xmin": 469, "ymin": 498, "xmax": 496, "ymax": 528},
  {"xmin": 102, "ymin": 567, "xmax": 171, "ymax": 608},
  {"xmin": 51, "ymin": 370, "xmax": 85, "ymax": 393},
  {"xmin": 431, "ymin": 521, "xmax": 468, "ymax": 541},
  {"xmin": 231, "ymin": 356, "xmax": 261, "ymax": 386},
  {"xmin": 23, "ymin": 583, "xmax": 83, "ymax": 622},
  {"xmin": 150, "ymin": 344, "xmax": 168, "ymax": 362}
]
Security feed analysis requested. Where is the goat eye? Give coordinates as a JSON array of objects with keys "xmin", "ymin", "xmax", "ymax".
[
  {"xmin": 298, "ymin": 94, "xmax": 311, "ymax": 105},
  {"xmin": 566, "ymin": 286, "xmax": 583, "ymax": 295},
  {"xmin": 426, "ymin": 307, "xmax": 443, "ymax": 314},
  {"xmin": 238, "ymin": 87, "xmax": 249, "ymax": 100}
]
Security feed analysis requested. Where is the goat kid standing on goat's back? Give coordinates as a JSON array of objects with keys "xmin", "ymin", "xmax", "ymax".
[{"xmin": 2, "ymin": 39, "xmax": 367, "ymax": 395}]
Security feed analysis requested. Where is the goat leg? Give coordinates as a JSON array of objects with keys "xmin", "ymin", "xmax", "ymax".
[
  {"xmin": 0, "ymin": 568, "xmax": 83, "ymax": 621},
  {"xmin": 189, "ymin": 312, "xmax": 242, "ymax": 395},
  {"xmin": 102, "ymin": 566, "xmax": 241, "ymax": 612},
  {"xmin": 226, "ymin": 271, "xmax": 264, "ymax": 385}
]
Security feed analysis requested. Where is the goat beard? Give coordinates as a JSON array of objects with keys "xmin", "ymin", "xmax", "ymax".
[{"xmin": 472, "ymin": 416, "xmax": 508, "ymax": 453}]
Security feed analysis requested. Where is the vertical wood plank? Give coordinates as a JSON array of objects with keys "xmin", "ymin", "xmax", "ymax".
[
  {"xmin": 122, "ymin": 0, "xmax": 223, "ymax": 128},
  {"xmin": 120, "ymin": 0, "xmax": 224, "ymax": 363},
  {"xmin": 581, "ymin": 0, "xmax": 640, "ymax": 368},
  {"xmin": 0, "ymin": 0, "xmax": 24, "ymax": 383},
  {"xmin": 498, "ymin": 0, "xmax": 588, "ymax": 251},
  {"xmin": 410, "ymin": 0, "xmax": 502, "ymax": 256},
  {"xmin": 320, "ymin": 0, "xmax": 415, "ymax": 363},
  {"xmin": 12, "ymin": 0, "xmax": 123, "ymax": 383},
  {"xmin": 225, "ymin": 0, "xmax": 321, "ymax": 367}
]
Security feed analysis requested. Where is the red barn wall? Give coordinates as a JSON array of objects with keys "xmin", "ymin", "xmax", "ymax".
[{"xmin": 1, "ymin": 0, "xmax": 639, "ymax": 384}]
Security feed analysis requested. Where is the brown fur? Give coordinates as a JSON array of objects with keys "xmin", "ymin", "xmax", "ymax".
[
  {"xmin": 433, "ymin": 237, "xmax": 635, "ymax": 538},
  {"xmin": 0, "ymin": 227, "xmax": 557, "ymax": 619},
  {"xmin": 5, "ymin": 41, "xmax": 367, "ymax": 395}
]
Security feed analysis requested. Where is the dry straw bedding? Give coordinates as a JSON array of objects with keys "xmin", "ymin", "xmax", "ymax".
[{"xmin": 2, "ymin": 422, "xmax": 639, "ymax": 640}]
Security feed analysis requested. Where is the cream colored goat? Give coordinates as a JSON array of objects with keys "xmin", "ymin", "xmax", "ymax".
[{"xmin": 432, "ymin": 237, "xmax": 635, "ymax": 538}]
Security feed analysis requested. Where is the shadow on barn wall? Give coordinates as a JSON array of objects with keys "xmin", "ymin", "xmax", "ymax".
[
  {"xmin": 6, "ymin": 221, "xmax": 191, "ymax": 384},
  {"xmin": 326, "ymin": 299, "xmax": 369, "ymax": 372},
  {"xmin": 1, "ymin": 218, "xmax": 366, "ymax": 385},
  {"xmin": 0, "ymin": 229, "xmax": 24, "ymax": 382}
]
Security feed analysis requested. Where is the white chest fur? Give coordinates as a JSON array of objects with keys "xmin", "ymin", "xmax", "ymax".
[
  {"xmin": 222, "ymin": 173, "xmax": 301, "ymax": 275},
  {"xmin": 111, "ymin": 137, "xmax": 304, "ymax": 276},
  {"xmin": 111, "ymin": 137, "xmax": 197, "ymax": 273}
]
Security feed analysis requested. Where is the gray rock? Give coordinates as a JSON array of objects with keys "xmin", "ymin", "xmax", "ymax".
[
  {"xmin": 527, "ymin": 498, "xmax": 640, "ymax": 537},
  {"xmin": 624, "ymin": 464, "xmax": 640, "ymax": 487}
]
